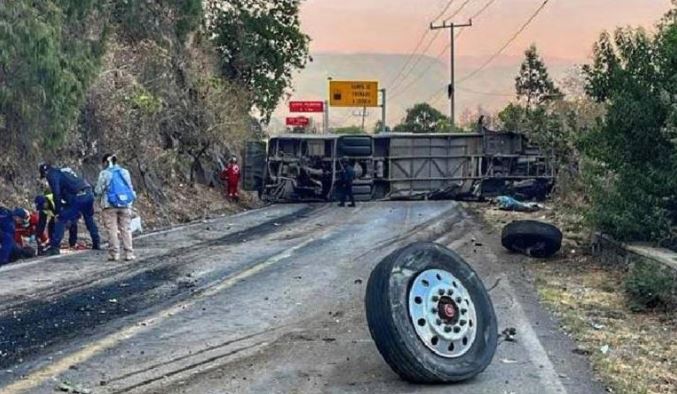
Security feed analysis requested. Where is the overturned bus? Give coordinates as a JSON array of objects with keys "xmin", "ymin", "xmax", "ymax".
[{"xmin": 243, "ymin": 130, "xmax": 555, "ymax": 203}]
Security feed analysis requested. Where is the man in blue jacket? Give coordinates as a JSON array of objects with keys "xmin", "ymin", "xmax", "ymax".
[
  {"xmin": 0, "ymin": 207, "xmax": 20, "ymax": 265},
  {"xmin": 39, "ymin": 164, "xmax": 101, "ymax": 255}
]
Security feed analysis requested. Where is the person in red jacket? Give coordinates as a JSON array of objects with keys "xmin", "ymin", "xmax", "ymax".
[
  {"xmin": 13, "ymin": 208, "xmax": 48, "ymax": 247},
  {"xmin": 220, "ymin": 157, "xmax": 241, "ymax": 200}
]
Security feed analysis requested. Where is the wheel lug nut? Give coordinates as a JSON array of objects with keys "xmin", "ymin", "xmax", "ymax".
[
  {"xmin": 438, "ymin": 289, "xmax": 445, "ymax": 296},
  {"xmin": 444, "ymin": 326, "xmax": 452, "ymax": 333},
  {"xmin": 455, "ymin": 297, "xmax": 462, "ymax": 303},
  {"xmin": 436, "ymin": 319, "xmax": 442, "ymax": 325},
  {"xmin": 432, "ymin": 308, "xmax": 438, "ymax": 314},
  {"xmin": 459, "ymin": 320, "xmax": 467, "ymax": 326},
  {"xmin": 453, "ymin": 326, "xmax": 461, "ymax": 333},
  {"xmin": 432, "ymin": 296, "xmax": 439, "ymax": 302},
  {"xmin": 461, "ymin": 308, "xmax": 468, "ymax": 314},
  {"xmin": 447, "ymin": 289, "xmax": 454, "ymax": 295}
]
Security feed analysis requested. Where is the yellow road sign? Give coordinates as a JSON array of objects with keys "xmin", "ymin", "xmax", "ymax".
[{"xmin": 329, "ymin": 80, "xmax": 379, "ymax": 107}]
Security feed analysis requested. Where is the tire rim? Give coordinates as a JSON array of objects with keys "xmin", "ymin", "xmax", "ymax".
[{"xmin": 408, "ymin": 269, "xmax": 478, "ymax": 358}]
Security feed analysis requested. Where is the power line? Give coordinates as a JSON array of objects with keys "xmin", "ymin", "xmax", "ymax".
[
  {"xmin": 385, "ymin": 0, "xmax": 458, "ymax": 89},
  {"xmin": 388, "ymin": 0, "xmax": 496, "ymax": 101},
  {"xmin": 388, "ymin": 0, "xmax": 472, "ymax": 94},
  {"xmin": 432, "ymin": 0, "xmax": 459, "ymax": 23},
  {"xmin": 457, "ymin": 0, "xmax": 550, "ymax": 84}
]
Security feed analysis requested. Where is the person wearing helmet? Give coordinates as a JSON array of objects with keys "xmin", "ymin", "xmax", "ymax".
[
  {"xmin": 220, "ymin": 157, "xmax": 241, "ymax": 201},
  {"xmin": 38, "ymin": 163, "xmax": 101, "ymax": 255}
]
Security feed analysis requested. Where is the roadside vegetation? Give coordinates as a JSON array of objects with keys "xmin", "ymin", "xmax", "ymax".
[
  {"xmin": 476, "ymin": 3, "xmax": 677, "ymax": 393},
  {"xmin": 0, "ymin": 0, "xmax": 309, "ymax": 226}
]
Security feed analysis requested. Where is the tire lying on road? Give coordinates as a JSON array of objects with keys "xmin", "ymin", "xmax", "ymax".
[
  {"xmin": 501, "ymin": 220, "xmax": 562, "ymax": 258},
  {"xmin": 365, "ymin": 242, "xmax": 498, "ymax": 383}
]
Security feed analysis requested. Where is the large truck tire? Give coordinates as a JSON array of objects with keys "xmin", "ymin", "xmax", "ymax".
[
  {"xmin": 338, "ymin": 136, "xmax": 372, "ymax": 156},
  {"xmin": 501, "ymin": 220, "xmax": 562, "ymax": 258},
  {"xmin": 365, "ymin": 242, "xmax": 498, "ymax": 383}
]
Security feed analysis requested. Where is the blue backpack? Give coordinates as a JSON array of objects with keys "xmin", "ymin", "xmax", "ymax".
[{"xmin": 107, "ymin": 167, "xmax": 135, "ymax": 208}]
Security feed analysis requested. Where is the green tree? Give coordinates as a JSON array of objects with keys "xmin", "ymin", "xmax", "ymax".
[
  {"xmin": 393, "ymin": 103, "xmax": 451, "ymax": 133},
  {"xmin": 0, "ymin": 1, "xmax": 106, "ymax": 151},
  {"xmin": 515, "ymin": 45, "xmax": 562, "ymax": 110},
  {"xmin": 207, "ymin": 0, "xmax": 310, "ymax": 122},
  {"xmin": 580, "ymin": 6, "xmax": 677, "ymax": 244}
]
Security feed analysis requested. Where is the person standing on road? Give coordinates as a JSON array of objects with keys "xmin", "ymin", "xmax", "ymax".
[
  {"xmin": 34, "ymin": 193, "xmax": 79, "ymax": 254},
  {"xmin": 338, "ymin": 158, "xmax": 356, "ymax": 207},
  {"xmin": 221, "ymin": 157, "xmax": 241, "ymax": 201},
  {"xmin": 39, "ymin": 163, "xmax": 101, "ymax": 255},
  {"xmin": 95, "ymin": 154, "xmax": 137, "ymax": 262}
]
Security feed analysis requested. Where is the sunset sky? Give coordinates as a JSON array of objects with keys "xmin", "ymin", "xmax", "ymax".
[{"xmin": 300, "ymin": 0, "xmax": 672, "ymax": 61}]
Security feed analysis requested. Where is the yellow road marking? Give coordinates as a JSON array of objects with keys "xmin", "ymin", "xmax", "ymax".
[{"xmin": 1, "ymin": 235, "xmax": 323, "ymax": 394}]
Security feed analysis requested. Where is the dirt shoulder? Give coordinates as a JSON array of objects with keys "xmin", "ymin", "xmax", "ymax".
[{"xmin": 472, "ymin": 202, "xmax": 677, "ymax": 394}]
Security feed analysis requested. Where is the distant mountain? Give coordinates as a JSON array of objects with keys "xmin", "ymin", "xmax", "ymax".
[{"xmin": 271, "ymin": 52, "xmax": 577, "ymax": 133}]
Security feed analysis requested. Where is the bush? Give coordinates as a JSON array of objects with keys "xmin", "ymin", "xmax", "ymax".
[{"xmin": 624, "ymin": 259, "xmax": 677, "ymax": 311}]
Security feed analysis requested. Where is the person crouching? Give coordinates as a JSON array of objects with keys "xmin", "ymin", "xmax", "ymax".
[{"xmin": 95, "ymin": 154, "xmax": 137, "ymax": 262}]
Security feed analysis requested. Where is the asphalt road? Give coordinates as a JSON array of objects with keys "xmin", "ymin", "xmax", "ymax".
[{"xmin": 0, "ymin": 202, "xmax": 604, "ymax": 394}]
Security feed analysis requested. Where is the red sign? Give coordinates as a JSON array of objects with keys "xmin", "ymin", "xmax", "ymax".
[
  {"xmin": 289, "ymin": 101, "xmax": 324, "ymax": 113},
  {"xmin": 286, "ymin": 116, "xmax": 310, "ymax": 127}
]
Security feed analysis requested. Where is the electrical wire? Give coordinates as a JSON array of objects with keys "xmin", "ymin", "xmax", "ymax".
[
  {"xmin": 456, "ymin": 0, "xmax": 550, "ymax": 84},
  {"xmin": 388, "ymin": 0, "xmax": 474, "ymax": 95},
  {"xmin": 385, "ymin": 0, "xmax": 458, "ymax": 90},
  {"xmin": 388, "ymin": 0, "xmax": 496, "ymax": 102}
]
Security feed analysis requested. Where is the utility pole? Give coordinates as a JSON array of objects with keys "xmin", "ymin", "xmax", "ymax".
[
  {"xmin": 430, "ymin": 19, "xmax": 472, "ymax": 128},
  {"xmin": 360, "ymin": 106, "xmax": 367, "ymax": 132},
  {"xmin": 380, "ymin": 88, "xmax": 387, "ymax": 133}
]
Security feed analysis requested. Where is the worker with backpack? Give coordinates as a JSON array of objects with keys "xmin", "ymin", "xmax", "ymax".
[{"xmin": 95, "ymin": 154, "xmax": 137, "ymax": 262}]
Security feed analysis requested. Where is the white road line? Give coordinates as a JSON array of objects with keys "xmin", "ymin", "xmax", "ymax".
[
  {"xmin": 0, "ymin": 230, "xmax": 331, "ymax": 394},
  {"xmin": 501, "ymin": 278, "xmax": 568, "ymax": 394}
]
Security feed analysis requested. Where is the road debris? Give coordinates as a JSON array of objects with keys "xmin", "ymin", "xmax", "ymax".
[
  {"xmin": 57, "ymin": 381, "xmax": 91, "ymax": 394},
  {"xmin": 500, "ymin": 327, "xmax": 517, "ymax": 342},
  {"xmin": 501, "ymin": 220, "xmax": 562, "ymax": 258},
  {"xmin": 495, "ymin": 196, "xmax": 542, "ymax": 212},
  {"xmin": 366, "ymin": 242, "xmax": 498, "ymax": 383}
]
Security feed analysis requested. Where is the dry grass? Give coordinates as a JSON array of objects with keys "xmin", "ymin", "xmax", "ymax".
[
  {"xmin": 473, "ymin": 202, "xmax": 677, "ymax": 394},
  {"xmin": 534, "ymin": 257, "xmax": 676, "ymax": 394}
]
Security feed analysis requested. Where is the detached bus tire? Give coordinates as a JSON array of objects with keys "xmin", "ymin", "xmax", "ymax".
[
  {"xmin": 501, "ymin": 220, "xmax": 562, "ymax": 258},
  {"xmin": 365, "ymin": 242, "xmax": 498, "ymax": 383}
]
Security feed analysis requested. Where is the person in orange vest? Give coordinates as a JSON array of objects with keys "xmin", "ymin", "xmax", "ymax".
[{"xmin": 220, "ymin": 157, "xmax": 241, "ymax": 200}]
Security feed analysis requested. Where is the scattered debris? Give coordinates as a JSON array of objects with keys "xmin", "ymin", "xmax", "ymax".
[
  {"xmin": 501, "ymin": 358, "xmax": 519, "ymax": 364},
  {"xmin": 500, "ymin": 327, "xmax": 517, "ymax": 342},
  {"xmin": 495, "ymin": 196, "xmax": 542, "ymax": 212},
  {"xmin": 57, "ymin": 381, "xmax": 91, "ymax": 394},
  {"xmin": 600, "ymin": 345, "xmax": 610, "ymax": 355},
  {"xmin": 354, "ymin": 279, "xmax": 363, "ymax": 285}
]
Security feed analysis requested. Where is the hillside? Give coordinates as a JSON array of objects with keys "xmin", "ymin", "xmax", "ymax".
[
  {"xmin": 0, "ymin": 1, "xmax": 263, "ymax": 228},
  {"xmin": 272, "ymin": 52, "xmax": 577, "ymax": 132}
]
